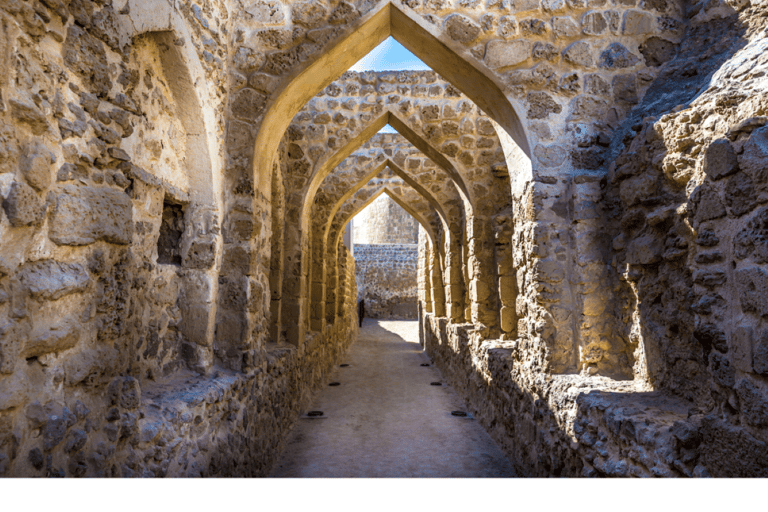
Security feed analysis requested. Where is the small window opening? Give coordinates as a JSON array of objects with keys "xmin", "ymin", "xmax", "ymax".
[{"xmin": 158, "ymin": 200, "xmax": 184, "ymax": 266}]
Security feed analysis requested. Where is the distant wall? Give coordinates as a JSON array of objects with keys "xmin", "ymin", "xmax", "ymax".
[
  {"xmin": 353, "ymin": 195, "xmax": 419, "ymax": 245},
  {"xmin": 354, "ymin": 244, "xmax": 417, "ymax": 319}
]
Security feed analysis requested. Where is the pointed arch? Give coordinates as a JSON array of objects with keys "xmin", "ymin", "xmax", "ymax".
[
  {"xmin": 299, "ymin": 110, "xmax": 473, "ymax": 231},
  {"xmin": 253, "ymin": 2, "xmax": 530, "ymax": 193}
]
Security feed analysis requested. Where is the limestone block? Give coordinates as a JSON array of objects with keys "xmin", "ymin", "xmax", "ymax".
[
  {"xmin": 221, "ymin": 246, "xmax": 253, "ymax": 276},
  {"xmin": 735, "ymin": 378, "xmax": 768, "ymax": 427},
  {"xmin": 619, "ymin": 173, "xmax": 655, "ymax": 206},
  {"xmin": 613, "ymin": 74, "xmax": 638, "ymax": 104},
  {"xmin": 709, "ymin": 352, "xmax": 735, "ymax": 388},
  {"xmin": 582, "ymin": 11, "xmax": 607, "ymax": 35},
  {"xmin": 551, "ymin": 16, "xmax": 579, "ymax": 38},
  {"xmin": 599, "ymin": 43, "xmax": 640, "ymax": 69},
  {"xmin": 244, "ymin": 1, "xmax": 286, "ymax": 24},
  {"xmin": 568, "ymin": 95, "xmax": 609, "ymax": 121},
  {"xmin": 470, "ymin": 279, "xmax": 491, "ymax": 302},
  {"xmin": 499, "ymin": 275, "xmax": 517, "ymax": 304},
  {"xmin": 231, "ymin": 88, "xmax": 267, "ymax": 121},
  {"xmin": 291, "ymin": 2, "xmax": 327, "ymax": 28},
  {"xmin": 534, "ymin": 144, "xmax": 567, "ymax": 168},
  {"xmin": 526, "ymin": 92, "xmax": 562, "ymax": 119},
  {"xmin": 9, "ymin": 98, "xmax": 49, "ymax": 135},
  {"xmin": 484, "ymin": 40, "xmax": 531, "ymax": 69},
  {"xmin": 22, "ymin": 323, "xmax": 80, "ymax": 359},
  {"xmin": 753, "ymin": 330, "xmax": 768, "ymax": 375},
  {"xmin": 2, "ymin": 181, "xmax": 44, "ymax": 227},
  {"xmin": 691, "ymin": 183, "xmax": 726, "ymax": 225},
  {"xmin": 625, "ymin": 234, "xmax": 662, "ymax": 265},
  {"xmin": 63, "ymin": 345, "xmax": 118, "ymax": 385},
  {"xmin": 19, "ymin": 149, "xmax": 53, "ymax": 192},
  {"xmin": 445, "ymin": 14, "xmax": 481, "ymax": 43},
  {"xmin": 639, "ymin": 37, "xmax": 677, "ymax": 67},
  {"xmin": 181, "ymin": 304, "xmax": 214, "ymax": 347},
  {"xmin": 20, "ymin": 260, "xmax": 90, "ymax": 300},
  {"xmin": 562, "ymin": 41, "xmax": 597, "ymax": 71},
  {"xmin": 500, "ymin": 306, "xmax": 516, "ymax": 332},
  {"xmin": 50, "ymin": 185, "xmax": 133, "ymax": 245},
  {"xmin": 702, "ymin": 139, "xmax": 738, "ymax": 180},
  {"xmin": 740, "ymin": 126, "xmax": 768, "ymax": 197},
  {"xmin": 736, "ymin": 267, "xmax": 768, "ymax": 317},
  {"xmin": 725, "ymin": 173, "xmax": 757, "ymax": 218},
  {"xmin": 622, "ymin": 10, "xmax": 652, "ymax": 35}
]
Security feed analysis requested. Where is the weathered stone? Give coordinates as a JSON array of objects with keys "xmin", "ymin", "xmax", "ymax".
[
  {"xmin": 640, "ymin": 36, "xmax": 677, "ymax": 66},
  {"xmin": 445, "ymin": 14, "xmax": 481, "ymax": 43},
  {"xmin": 551, "ymin": 16, "xmax": 579, "ymax": 38},
  {"xmin": 622, "ymin": 10, "xmax": 652, "ymax": 35},
  {"xmin": 599, "ymin": 43, "xmax": 640, "ymax": 69},
  {"xmin": 582, "ymin": 11, "xmax": 607, "ymax": 35},
  {"xmin": 64, "ymin": 429, "xmax": 87, "ymax": 453},
  {"xmin": 754, "ymin": 330, "xmax": 768, "ymax": 375},
  {"xmin": 19, "ymin": 149, "xmax": 52, "ymax": 191},
  {"xmin": 725, "ymin": 173, "xmax": 756, "ymax": 218},
  {"xmin": 737, "ymin": 267, "xmax": 768, "ymax": 317},
  {"xmin": 740, "ymin": 127, "xmax": 768, "ymax": 199},
  {"xmin": 735, "ymin": 379, "xmax": 768, "ymax": 427},
  {"xmin": 2, "ymin": 181, "xmax": 44, "ymax": 227},
  {"xmin": 63, "ymin": 25, "xmax": 110, "ymax": 97},
  {"xmin": 484, "ymin": 40, "xmax": 531, "ymax": 69},
  {"xmin": 22, "ymin": 324, "xmax": 80, "ymax": 358},
  {"xmin": 20, "ymin": 260, "xmax": 90, "ymax": 301},
  {"xmin": 694, "ymin": 323, "xmax": 728, "ymax": 354},
  {"xmin": 108, "ymin": 376, "xmax": 141, "ymax": 410},
  {"xmin": 691, "ymin": 183, "xmax": 726, "ymax": 224},
  {"xmin": 703, "ymin": 139, "xmax": 738, "ymax": 180},
  {"xmin": 562, "ymin": 42, "xmax": 594, "ymax": 68},
  {"xmin": 612, "ymin": 74, "xmax": 638, "ymax": 104},
  {"xmin": 626, "ymin": 234, "xmax": 662, "ymax": 264},
  {"xmin": 571, "ymin": 148, "xmax": 605, "ymax": 170},
  {"xmin": 291, "ymin": 2, "xmax": 327, "ymax": 27},
  {"xmin": 534, "ymin": 144, "xmax": 567, "ymax": 168},
  {"xmin": 526, "ymin": 92, "xmax": 561, "ymax": 119},
  {"xmin": 9, "ymin": 98, "xmax": 49, "ymax": 135},
  {"xmin": 532, "ymin": 42, "xmax": 558, "ymax": 61},
  {"xmin": 709, "ymin": 352, "xmax": 735, "ymax": 388},
  {"xmin": 49, "ymin": 185, "xmax": 133, "ymax": 246},
  {"xmin": 244, "ymin": 1, "xmax": 286, "ymax": 24},
  {"xmin": 732, "ymin": 326, "xmax": 753, "ymax": 373}
]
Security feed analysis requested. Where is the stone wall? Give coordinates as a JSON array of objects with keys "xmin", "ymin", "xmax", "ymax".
[
  {"xmin": 416, "ymin": 0, "xmax": 768, "ymax": 478},
  {"xmin": 420, "ymin": 312, "xmax": 698, "ymax": 477},
  {"xmin": 603, "ymin": 0, "xmax": 768, "ymax": 476},
  {"xmin": 0, "ymin": 0, "xmax": 361, "ymax": 478},
  {"xmin": 354, "ymin": 194, "xmax": 419, "ymax": 244},
  {"xmin": 1, "ymin": 0, "xmax": 768, "ymax": 478},
  {"xmin": 354, "ymin": 243, "xmax": 418, "ymax": 319}
]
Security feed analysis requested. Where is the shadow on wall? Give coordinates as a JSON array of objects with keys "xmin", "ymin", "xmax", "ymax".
[{"xmin": 423, "ymin": 5, "xmax": 768, "ymax": 477}]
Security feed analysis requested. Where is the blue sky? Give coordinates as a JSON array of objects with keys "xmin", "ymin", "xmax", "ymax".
[
  {"xmin": 350, "ymin": 37, "xmax": 430, "ymax": 134},
  {"xmin": 350, "ymin": 36, "xmax": 431, "ymax": 72}
]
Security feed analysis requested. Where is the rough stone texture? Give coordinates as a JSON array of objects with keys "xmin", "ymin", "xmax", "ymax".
[
  {"xmin": 354, "ymin": 244, "xmax": 418, "ymax": 319},
  {"xmin": 49, "ymin": 186, "xmax": 133, "ymax": 245},
  {"xmin": 354, "ymin": 194, "xmax": 419, "ymax": 245},
  {"xmin": 1, "ymin": 0, "xmax": 767, "ymax": 478}
]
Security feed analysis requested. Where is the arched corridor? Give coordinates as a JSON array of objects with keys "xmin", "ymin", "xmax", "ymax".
[
  {"xmin": 270, "ymin": 320, "xmax": 516, "ymax": 478},
  {"xmin": 0, "ymin": 0, "xmax": 767, "ymax": 479}
]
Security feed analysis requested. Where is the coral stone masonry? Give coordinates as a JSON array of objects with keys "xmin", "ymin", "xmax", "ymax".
[{"xmin": 0, "ymin": 0, "xmax": 767, "ymax": 477}]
